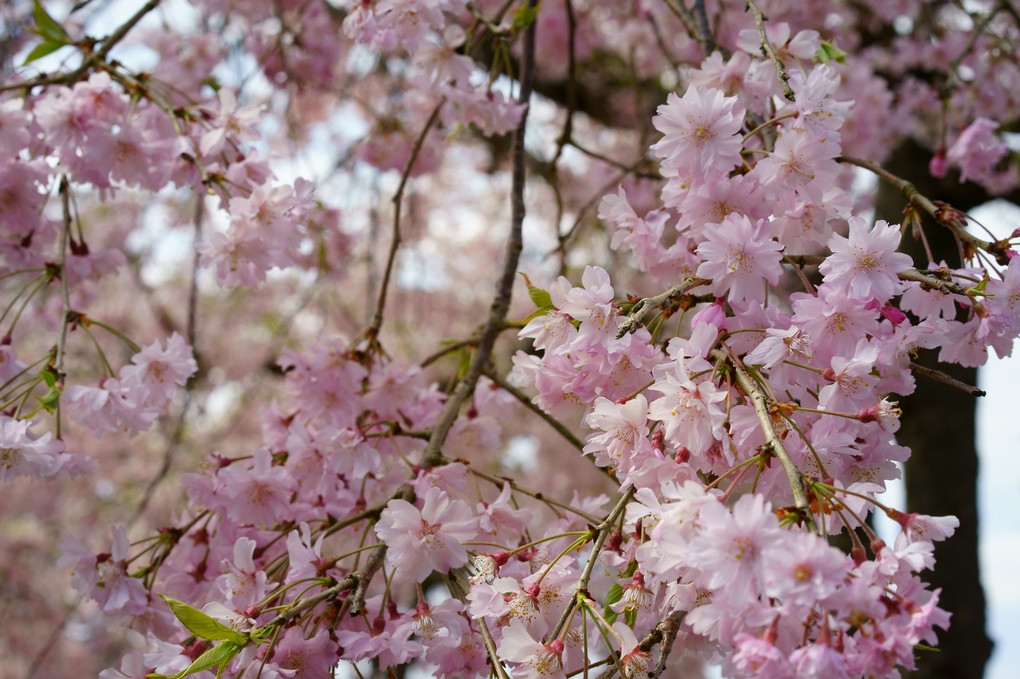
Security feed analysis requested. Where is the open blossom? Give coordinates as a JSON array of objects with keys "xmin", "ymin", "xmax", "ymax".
[
  {"xmin": 647, "ymin": 368, "xmax": 727, "ymax": 458},
  {"xmin": 375, "ymin": 486, "xmax": 477, "ymax": 582},
  {"xmin": 58, "ymin": 526, "xmax": 148, "ymax": 616},
  {"xmin": 217, "ymin": 447, "xmax": 297, "ymax": 526},
  {"xmin": 500, "ymin": 619, "xmax": 566, "ymax": 679},
  {"xmin": 946, "ymin": 118, "xmax": 1007, "ymax": 183},
  {"xmin": 120, "ymin": 332, "xmax": 198, "ymax": 405},
  {"xmin": 819, "ymin": 217, "xmax": 912, "ymax": 301},
  {"xmin": 696, "ymin": 214, "xmax": 783, "ymax": 304},
  {"xmin": 0, "ymin": 415, "xmax": 71, "ymax": 481},
  {"xmin": 215, "ymin": 536, "xmax": 273, "ymax": 608},
  {"xmin": 651, "ymin": 86, "xmax": 746, "ymax": 175},
  {"xmin": 583, "ymin": 395, "xmax": 649, "ymax": 470}
]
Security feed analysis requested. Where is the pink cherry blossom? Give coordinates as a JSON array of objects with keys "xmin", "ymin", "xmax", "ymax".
[
  {"xmin": 695, "ymin": 214, "xmax": 783, "ymax": 304},
  {"xmin": 375, "ymin": 486, "xmax": 477, "ymax": 582},
  {"xmin": 651, "ymin": 86, "xmax": 746, "ymax": 176},
  {"xmin": 819, "ymin": 217, "xmax": 912, "ymax": 301},
  {"xmin": 946, "ymin": 118, "xmax": 1007, "ymax": 183}
]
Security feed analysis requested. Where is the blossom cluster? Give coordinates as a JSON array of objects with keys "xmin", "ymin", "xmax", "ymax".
[{"xmin": 1, "ymin": 1, "xmax": 1018, "ymax": 678}]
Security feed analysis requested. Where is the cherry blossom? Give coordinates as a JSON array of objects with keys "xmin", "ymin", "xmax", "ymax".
[{"xmin": 375, "ymin": 487, "xmax": 478, "ymax": 582}]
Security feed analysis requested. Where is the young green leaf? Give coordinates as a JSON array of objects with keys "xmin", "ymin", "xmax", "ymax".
[
  {"xmin": 21, "ymin": 39, "xmax": 65, "ymax": 65},
  {"xmin": 510, "ymin": 3, "xmax": 539, "ymax": 34},
  {"xmin": 159, "ymin": 595, "xmax": 249, "ymax": 645},
  {"xmin": 520, "ymin": 272, "xmax": 553, "ymax": 311},
  {"xmin": 815, "ymin": 40, "xmax": 848, "ymax": 64},
  {"xmin": 36, "ymin": 387, "xmax": 61, "ymax": 412},
  {"xmin": 603, "ymin": 581, "xmax": 623, "ymax": 625},
  {"xmin": 146, "ymin": 640, "xmax": 243, "ymax": 679},
  {"xmin": 624, "ymin": 607, "xmax": 637, "ymax": 628},
  {"xmin": 31, "ymin": 0, "xmax": 69, "ymax": 44}
]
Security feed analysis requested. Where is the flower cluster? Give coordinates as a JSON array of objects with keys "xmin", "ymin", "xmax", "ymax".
[{"xmin": 2, "ymin": 1, "xmax": 1018, "ymax": 678}]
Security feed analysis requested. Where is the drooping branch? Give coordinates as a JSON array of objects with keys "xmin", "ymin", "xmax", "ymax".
[
  {"xmin": 483, "ymin": 369, "xmax": 585, "ymax": 452},
  {"xmin": 366, "ymin": 104, "xmax": 442, "ymax": 347}
]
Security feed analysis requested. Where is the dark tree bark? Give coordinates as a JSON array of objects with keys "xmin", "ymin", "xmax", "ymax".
[{"xmin": 874, "ymin": 139, "xmax": 1011, "ymax": 679}]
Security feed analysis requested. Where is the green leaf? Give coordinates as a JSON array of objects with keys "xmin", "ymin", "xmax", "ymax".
[
  {"xmin": 147, "ymin": 640, "xmax": 243, "ymax": 679},
  {"xmin": 456, "ymin": 346, "xmax": 471, "ymax": 380},
  {"xmin": 36, "ymin": 387, "xmax": 61, "ymax": 412},
  {"xmin": 159, "ymin": 595, "xmax": 248, "ymax": 645},
  {"xmin": 21, "ymin": 39, "xmax": 64, "ymax": 65},
  {"xmin": 624, "ymin": 608, "xmax": 637, "ymax": 628},
  {"xmin": 42, "ymin": 370, "xmax": 56, "ymax": 388},
  {"xmin": 520, "ymin": 273, "xmax": 553, "ymax": 311},
  {"xmin": 973, "ymin": 272, "xmax": 990, "ymax": 293},
  {"xmin": 510, "ymin": 3, "xmax": 539, "ymax": 34},
  {"xmin": 521, "ymin": 308, "xmax": 546, "ymax": 324},
  {"xmin": 814, "ymin": 40, "xmax": 848, "ymax": 64},
  {"xmin": 31, "ymin": 0, "xmax": 69, "ymax": 44},
  {"xmin": 603, "ymin": 582, "xmax": 623, "ymax": 625}
]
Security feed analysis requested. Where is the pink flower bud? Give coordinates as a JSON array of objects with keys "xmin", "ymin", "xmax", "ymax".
[{"xmin": 929, "ymin": 148, "xmax": 948, "ymax": 177}]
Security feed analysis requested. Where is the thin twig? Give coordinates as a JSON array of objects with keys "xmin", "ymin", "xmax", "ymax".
[
  {"xmin": 746, "ymin": 0, "xmax": 794, "ymax": 101},
  {"xmin": 261, "ymin": 574, "xmax": 358, "ymax": 629},
  {"xmin": 467, "ymin": 466, "xmax": 602, "ymax": 524},
  {"xmin": 550, "ymin": 0, "xmax": 577, "ymax": 166},
  {"xmin": 53, "ymin": 177, "xmax": 73, "ymax": 380},
  {"xmin": 3, "ymin": 0, "xmax": 162, "ymax": 94},
  {"xmin": 53, "ymin": 177, "xmax": 75, "ymax": 440},
  {"xmin": 546, "ymin": 487, "xmax": 635, "ymax": 644},
  {"xmin": 23, "ymin": 597, "xmax": 78, "ymax": 679},
  {"xmin": 366, "ymin": 104, "xmax": 443, "ymax": 345},
  {"xmin": 128, "ymin": 195, "xmax": 204, "ymax": 529},
  {"xmin": 941, "ymin": 0, "xmax": 1007, "ymax": 97},
  {"xmin": 662, "ymin": 0, "xmax": 720, "ymax": 57},
  {"xmin": 910, "ymin": 362, "xmax": 986, "ymax": 397}
]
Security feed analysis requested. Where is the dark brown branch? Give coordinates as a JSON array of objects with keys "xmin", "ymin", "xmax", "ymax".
[
  {"xmin": 662, "ymin": 0, "xmax": 721, "ymax": 58},
  {"xmin": 910, "ymin": 362, "xmax": 986, "ymax": 397}
]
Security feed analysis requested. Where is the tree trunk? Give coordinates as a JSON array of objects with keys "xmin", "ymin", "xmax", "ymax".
[{"xmin": 874, "ymin": 140, "xmax": 997, "ymax": 679}]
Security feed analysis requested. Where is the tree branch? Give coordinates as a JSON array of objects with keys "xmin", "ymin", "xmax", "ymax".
[{"xmin": 616, "ymin": 277, "xmax": 708, "ymax": 338}]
